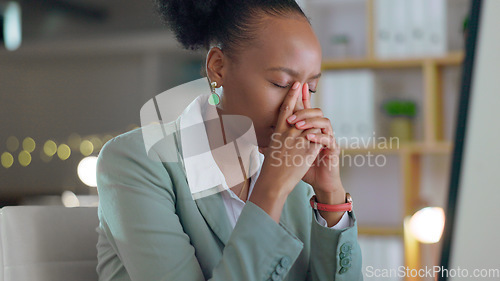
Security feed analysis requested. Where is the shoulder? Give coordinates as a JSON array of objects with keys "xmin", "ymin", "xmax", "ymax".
[
  {"xmin": 98, "ymin": 127, "xmax": 147, "ymax": 162},
  {"xmin": 98, "ymin": 121, "xmax": 179, "ymax": 165},
  {"xmin": 96, "ymin": 122, "xmax": 183, "ymax": 194}
]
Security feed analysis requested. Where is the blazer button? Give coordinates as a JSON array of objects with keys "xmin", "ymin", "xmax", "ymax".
[
  {"xmin": 340, "ymin": 257, "xmax": 352, "ymax": 268},
  {"xmin": 340, "ymin": 242, "xmax": 353, "ymax": 253},
  {"xmin": 339, "ymin": 251, "xmax": 350, "ymax": 259},
  {"xmin": 271, "ymin": 271, "xmax": 281, "ymax": 281},
  {"xmin": 276, "ymin": 264, "xmax": 287, "ymax": 275},
  {"xmin": 339, "ymin": 267, "xmax": 349, "ymax": 274},
  {"xmin": 280, "ymin": 256, "xmax": 291, "ymax": 268}
]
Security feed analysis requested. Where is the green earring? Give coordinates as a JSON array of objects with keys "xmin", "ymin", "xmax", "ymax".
[{"xmin": 208, "ymin": 81, "xmax": 220, "ymax": 105}]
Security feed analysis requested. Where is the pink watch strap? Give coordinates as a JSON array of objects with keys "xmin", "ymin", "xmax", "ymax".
[{"xmin": 310, "ymin": 194, "xmax": 352, "ymax": 212}]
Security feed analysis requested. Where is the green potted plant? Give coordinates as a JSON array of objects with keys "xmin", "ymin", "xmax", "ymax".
[{"xmin": 382, "ymin": 99, "xmax": 417, "ymax": 143}]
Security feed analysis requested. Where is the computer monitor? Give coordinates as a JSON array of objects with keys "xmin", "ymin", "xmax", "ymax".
[{"xmin": 439, "ymin": 0, "xmax": 500, "ymax": 280}]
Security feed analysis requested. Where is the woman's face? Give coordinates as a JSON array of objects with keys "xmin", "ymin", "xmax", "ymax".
[{"xmin": 207, "ymin": 13, "xmax": 322, "ymax": 148}]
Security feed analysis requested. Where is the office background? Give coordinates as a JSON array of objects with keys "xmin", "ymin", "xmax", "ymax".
[{"xmin": 0, "ymin": 1, "xmax": 472, "ymax": 280}]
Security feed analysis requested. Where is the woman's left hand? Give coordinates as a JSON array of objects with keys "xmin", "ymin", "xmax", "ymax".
[{"xmin": 287, "ymin": 83, "xmax": 345, "ymax": 196}]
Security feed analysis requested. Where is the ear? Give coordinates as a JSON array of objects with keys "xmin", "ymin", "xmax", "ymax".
[{"xmin": 205, "ymin": 47, "xmax": 226, "ymax": 86}]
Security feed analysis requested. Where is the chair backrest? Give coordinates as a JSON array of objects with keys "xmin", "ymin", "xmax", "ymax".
[{"xmin": 0, "ymin": 206, "xmax": 99, "ymax": 281}]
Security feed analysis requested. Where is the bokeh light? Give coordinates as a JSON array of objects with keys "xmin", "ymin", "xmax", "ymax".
[
  {"xmin": 57, "ymin": 144, "xmax": 71, "ymax": 160},
  {"xmin": 22, "ymin": 137, "xmax": 36, "ymax": 153},
  {"xmin": 409, "ymin": 207, "xmax": 445, "ymax": 244},
  {"xmin": 68, "ymin": 133, "xmax": 82, "ymax": 150},
  {"xmin": 77, "ymin": 156, "xmax": 98, "ymax": 187},
  {"xmin": 89, "ymin": 136, "xmax": 103, "ymax": 151},
  {"xmin": 80, "ymin": 140, "xmax": 94, "ymax": 156},
  {"xmin": 6, "ymin": 136, "xmax": 19, "ymax": 152},
  {"xmin": 61, "ymin": 190, "xmax": 80, "ymax": 207},
  {"xmin": 43, "ymin": 140, "xmax": 57, "ymax": 156},
  {"xmin": 40, "ymin": 150, "xmax": 52, "ymax": 163},
  {"xmin": 1, "ymin": 152, "xmax": 14, "ymax": 168},
  {"xmin": 3, "ymin": 1, "xmax": 22, "ymax": 51},
  {"xmin": 127, "ymin": 123, "xmax": 139, "ymax": 131},
  {"xmin": 18, "ymin": 150, "xmax": 32, "ymax": 167},
  {"xmin": 102, "ymin": 134, "xmax": 114, "ymax": 145}
]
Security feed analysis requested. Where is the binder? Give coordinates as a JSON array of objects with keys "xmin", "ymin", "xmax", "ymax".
[
  {"xmin": 319, "ymin": 70, "xmax": 376, "ymax": 147},
  {"xmin": 374, "ymin": 0, "xmax": 465, "ymax": 58},
  {"xmin": 406, "ymin": 0, "xmax": 427, "ymax": 57},
  {"xmin": 425, "ymin": 0, "xmax": 447, "ymax": 56},
  {"xmin": 374, "ymin": 0, "xmax": 392, "ymax": 58},
  {"xmin": 391, "ymin": 0, "xmax": 409, "ymax": 58},
  {"xmin": 320, "ymin": 72, "xmax": 345, "ymax": 142},
  {"xmin": 352, "ymin": 70, "xmax": 376, "ymax": 143}
]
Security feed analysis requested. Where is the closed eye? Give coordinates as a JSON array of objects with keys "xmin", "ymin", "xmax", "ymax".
[
  {"xmin": 272, "ymin": 83, "xmax": 288, "ymax": 89},
  {"xmin": 272, "ymin": 83, "xmax": 316, "ymax": 94}
]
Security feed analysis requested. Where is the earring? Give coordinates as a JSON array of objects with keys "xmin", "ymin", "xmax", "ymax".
[{"xmin": 208, "ymin": 81, "xmax": 220, "ymax": 105}]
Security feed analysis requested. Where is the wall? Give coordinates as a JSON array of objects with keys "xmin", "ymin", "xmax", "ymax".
[{"xmin": 0, "ymin": 33, "xmax": 204, "ymax": 202}]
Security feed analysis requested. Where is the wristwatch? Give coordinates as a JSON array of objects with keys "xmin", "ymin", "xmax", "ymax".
[{"xmin": 310, "ymin": 193, "xmax": 353, "ymax": 212}]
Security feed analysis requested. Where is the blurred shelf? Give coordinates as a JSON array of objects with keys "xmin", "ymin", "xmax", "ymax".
[
  {"xmin": 341, "ymin": 141, "xmax": 453, "ymax": 155},
  {"xmin": 0, "ymin": 30, "xmax": 204, "ymax": 59},
  {"xmin": 308, "ymin": 0, "xmax": 365, "ymax": 6},
  {"xmin": 401, "ymin": 141, "xmax": 453, "ymax": 154},
  {"xmin": 322, "ymin": 52, "xmax": 464, "ymax": 70},
  {"xmin": 358, "ymin": 226, "xmax": 404, "ymax": 236}
]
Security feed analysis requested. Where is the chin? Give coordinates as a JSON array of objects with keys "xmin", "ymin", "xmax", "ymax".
[
  {"xmin": 256, "ymin": 134, "xmax": 271, "ymax": 148},
  {"xmin": 254, "ymin": 126, "xmax": 275, "ymax": 147}
]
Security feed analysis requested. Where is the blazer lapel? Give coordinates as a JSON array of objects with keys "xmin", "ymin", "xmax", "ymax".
[
  {"xmin": 194, "ymin": 184, "xmax": 291, "ymax": 247},
  {"xmin": 194, "ymin": 190, "xmax": 233, "ymax": 246},
  {"xmin": 174, "ymin": 116, "xmax": 232, "ymax": 246}
]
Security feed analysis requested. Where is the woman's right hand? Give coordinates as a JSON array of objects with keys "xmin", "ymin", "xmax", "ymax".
[{"xmin": 257, "ymin": 81, "xmax": 324, "ymax": 197}]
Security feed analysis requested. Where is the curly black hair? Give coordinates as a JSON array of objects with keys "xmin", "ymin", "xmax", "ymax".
[{"xmin": 153, "ymin": 0, "xmax": 309, "ymax": 62}]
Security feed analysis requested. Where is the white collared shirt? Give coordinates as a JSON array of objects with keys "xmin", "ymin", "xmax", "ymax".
[{"xmin": 178, "ymin": 82, "xmax": 352, "ymax": 230}]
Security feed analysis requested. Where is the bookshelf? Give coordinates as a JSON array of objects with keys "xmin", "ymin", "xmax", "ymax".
[
  {"xmin": 320, "ymin": 52, "xmax": 463, "ymax": 224},
  {"xmin": 321, "ymin": 52, "xmax": 463, "ymax": 69},
  {"xmin": 308, "ymin": 0, "xmax": 468, "ymax": 279}
]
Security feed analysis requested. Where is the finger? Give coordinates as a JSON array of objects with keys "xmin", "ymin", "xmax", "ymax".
[
  {"xmin": 299, "ymin": 127, "xmax": 322, "ymax": 139},
  {"xmin": 294, "ymin": 83, "xmax": 305, "ymax": 113},
  {"xmin": 305, "ymin": 133, "xmax": 338, "ymax": 150},
  {"xmin": 303, "ymin": 83, "xmax": 312, "ymax": 109},
  {"xmin": 286, "ymin": 108, "xmax": 323, "ymax": 124},
  {"xmin": 276, "ymin": 81, "xmax": 301, "ymax": 132},
  {"xmin": 293, "ymin": 117, "xmax": 333, "ymax": 135}
]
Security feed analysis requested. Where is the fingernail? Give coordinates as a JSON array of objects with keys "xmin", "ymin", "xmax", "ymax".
[
  {"xmin": 296, "ymin": 120, "xmax": 305, "ymax": 127},
  {"xmin": 287, "ymin": 115, "xmax": 296, "ymax": 122},
  {"xmin": 292, "ymin": 82, "xmax": 300, "ymax": 89},
  {"xmin": 307, "ymin": 134, "xmax": 315, "ymax": 139}
]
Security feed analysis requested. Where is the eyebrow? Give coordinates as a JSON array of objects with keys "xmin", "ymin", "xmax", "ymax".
[{"xmin": 266, "ymin": 66, "xmax": 322, "ymax": 80}]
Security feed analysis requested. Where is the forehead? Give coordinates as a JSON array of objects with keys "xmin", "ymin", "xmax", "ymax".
[{"xmin": 241, "ymin": 14, "xmax": 322, "ymax": 76}]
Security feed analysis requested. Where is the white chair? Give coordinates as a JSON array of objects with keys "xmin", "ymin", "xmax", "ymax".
[{"xmin": 0, "ymin": 206, "xmax": 99, "ymax": 281}]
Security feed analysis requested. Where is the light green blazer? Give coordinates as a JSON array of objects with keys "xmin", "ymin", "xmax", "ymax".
[{"xmin": 95, "ymin": 118, "xmax": 363, "ymax": 281}]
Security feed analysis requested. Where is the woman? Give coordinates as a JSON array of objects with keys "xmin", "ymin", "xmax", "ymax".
[{"xmin": 95, "ymin": 0, "xmax": 363, "ymax": 280}]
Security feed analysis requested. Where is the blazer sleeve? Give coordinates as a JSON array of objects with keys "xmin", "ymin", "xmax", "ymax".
[
  {"xmin": 96, "ymin": 133, "xmax": 306, "ymax": 281},
  {"xmin": 306, "ymin": 186, "xmax": 364, "ymax": 281}
]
